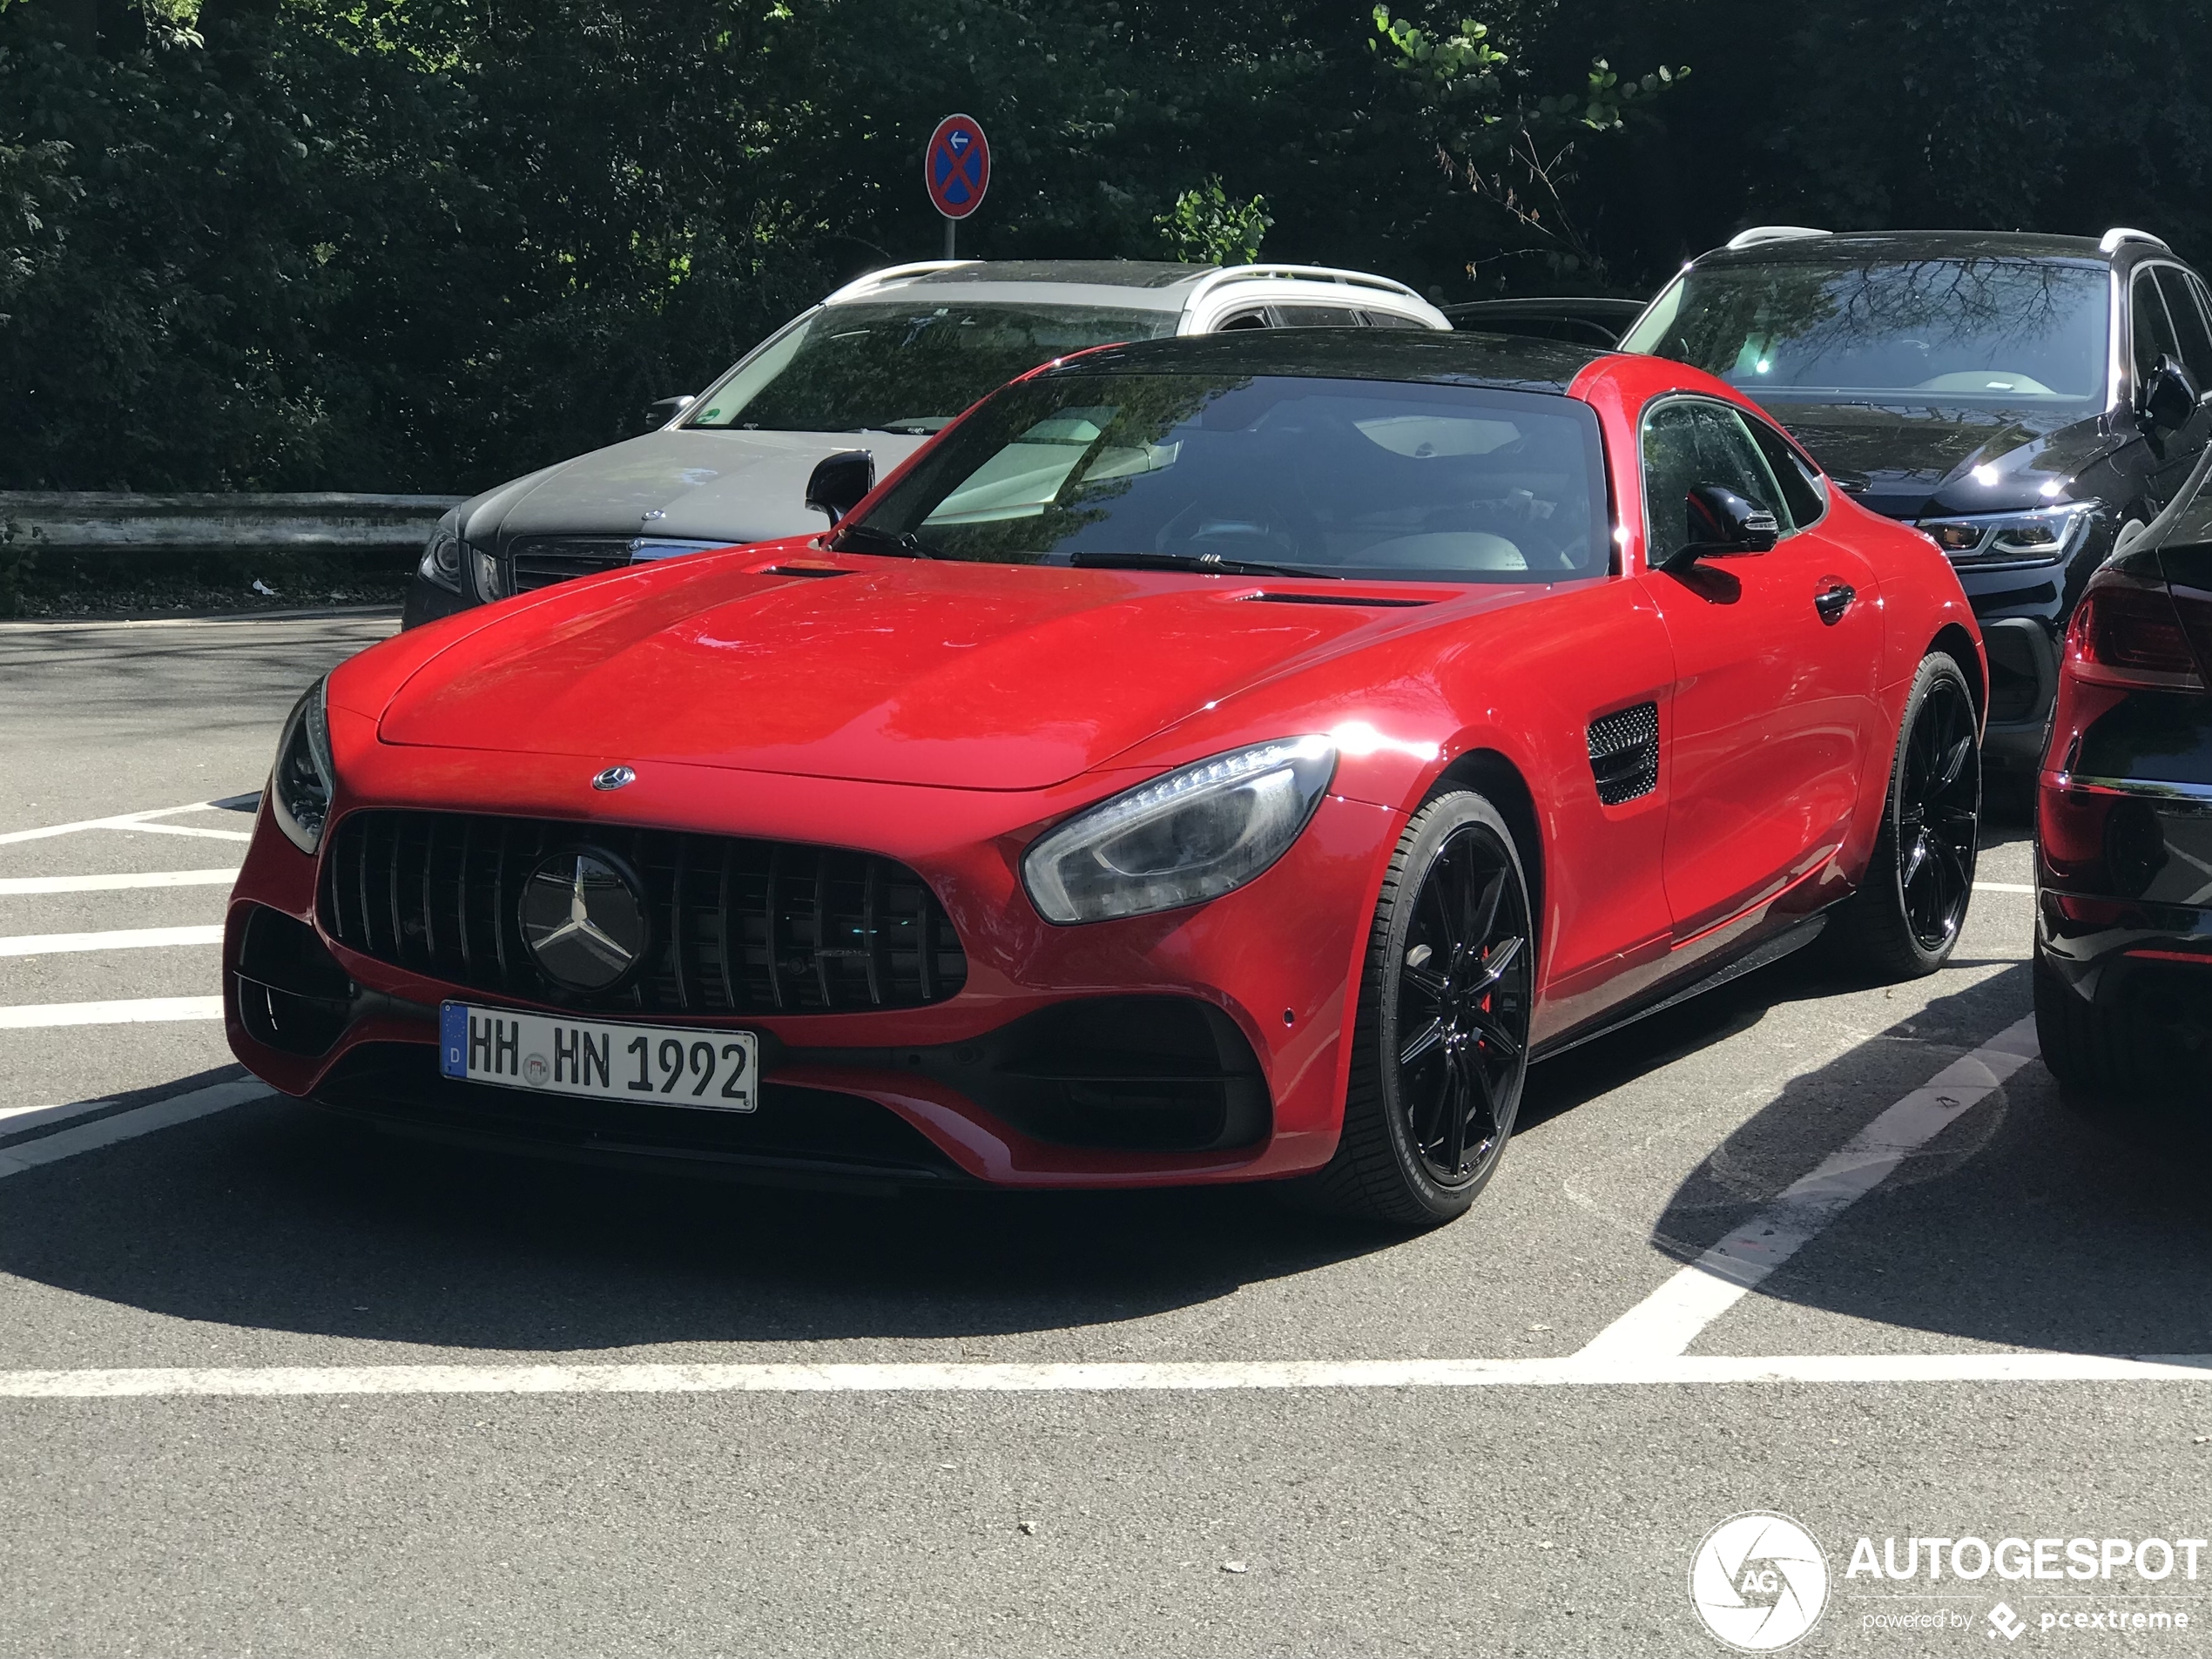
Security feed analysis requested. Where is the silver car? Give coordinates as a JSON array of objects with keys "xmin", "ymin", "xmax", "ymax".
[{"xmin": 404, "ymin": 259, "xmax": 1449, "ymax": 627}]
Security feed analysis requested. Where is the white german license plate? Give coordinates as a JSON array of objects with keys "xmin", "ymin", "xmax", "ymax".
[{"xmin": 439, "ymin": 1001, "xmax": 758, "ymax": 1112}]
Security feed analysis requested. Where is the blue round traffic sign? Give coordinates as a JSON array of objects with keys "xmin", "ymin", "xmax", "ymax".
[{"xmin": 925, "ymin": 114, "xmax": 990, "ymax": 220}]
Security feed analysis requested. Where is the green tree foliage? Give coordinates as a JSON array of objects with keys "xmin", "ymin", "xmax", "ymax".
[
  {"xmin": 1155, "ymin": 179, "xmax": 1272, "ymax": 266},
  {"xmin": 3, "ymin": 0, "xmax": 2209, "ymax": 495}
]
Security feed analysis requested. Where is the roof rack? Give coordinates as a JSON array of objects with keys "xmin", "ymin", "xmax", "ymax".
[
  {"xmin": 822, "ymin": 260, "xmax": 977, "ymax": 305},
  {"xmin": 1182, "ymin": 264, "xmax": 1427, "ymax": 308},
  {"xmin": 2099, "ymin": 226, "xmax": 2170, "ymax": 255},
  {"xmin": 1724, "ymin": 226, "xmax": 1831, "ymax": 252}
]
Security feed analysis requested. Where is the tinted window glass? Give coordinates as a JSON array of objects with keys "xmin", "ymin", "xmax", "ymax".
[
  {"xmin": 685, "ymin": 302, "xmax": 1178, "ymax": 435},
  {"xmin": 1274, "ymin": 306, "xmax": 1365, "ymax": 328},
  {"xmin": 1622, "ymin": 259, "xmax": 2109, "ymax": 409},
  {"xmin": 1744, "ymin": 415, "xmax": 1827, "ymax": 527},
  {"xmin": 1360, "ymin": 310, "xmax": 1432, "ymax": 330},
  {"xmin": 2153, "ymin": 266, "xmax": 2212, "ymax": 384},
  {"xmin": 2131, "ymin": 269, "xmax": 2182, "ymax": 383},
  {"xmin": 1642, "ymin": 401, "xmax": 1791, "ymax": 564},
  {"xmin": 848, "ymin": 374, "xmax": 1610, "ymax": 582}
]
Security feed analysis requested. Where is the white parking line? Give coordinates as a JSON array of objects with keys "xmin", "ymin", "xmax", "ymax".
[
  {"xmin": 1973, "ymin": 881, "xmax": 2034, "ymax": 894},
  {"xmin": 1576, "ymin": 1016, "xmax": 2041, "ymax": 1362},
  {"xmin": 0, "ymin": 995, "xmax": 225, "ymax": 1029},
  {"xmin": 0, "ymin": 870, "xmax": 239, "ymax": 896},
  {"xmin": 0, "ymin": 1079, "xmax": 267, "ymax": 1179},
  {"xmin": 0, "ymin": 925, "xmax": 224, "ymax": 958},
  {"xmin": 0, "ymin": 799, "xmax": 253, "ymax": 846},
  {"xmin": 0, "ymin": 1351, "xmax": 2203, "ymax": 1400}
]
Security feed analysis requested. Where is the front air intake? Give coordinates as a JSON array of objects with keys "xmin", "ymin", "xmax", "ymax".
[{"xmin": 319, "ymin": 811, "xmax": 967, "ymax": 1015}]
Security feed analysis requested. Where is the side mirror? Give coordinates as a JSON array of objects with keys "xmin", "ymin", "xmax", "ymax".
[
  {"xmin": 2141, "ymin": 354, "xmax": 2201, "ymax": 435},
  {"xmin": 645, "ymin": 394, "xmax": 695, "ymax": 431},
  {"xmin": 804, "ymin": 449, "xmax": 875, "ymax": 527},
  {"xmin": 1662, "ymin": 483, "xmax": 1780, "ymax": 572}
]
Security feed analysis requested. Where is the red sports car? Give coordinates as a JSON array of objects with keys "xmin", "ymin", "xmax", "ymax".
[{"xmin": 226, "ymin": 332, "xmax": 1986, "ymax": 1227}]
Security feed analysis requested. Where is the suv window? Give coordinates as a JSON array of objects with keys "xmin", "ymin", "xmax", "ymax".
[
  {"xmin": 1622, "ymin": 257, "xmax": 2110, "ymax": 409},
  {"xmin": 685, "ymin": 301, "xmax": 1180, "ymax": 435},
  {"xmin": 2131, "ymin": 267, "xmax": 2184, "ymax": 384},
  {"xmin": 1642, "ymin": 399, "xmax": 1793, "ymax": 566},
  {"xmin": 1359, "ymin": 309, "xmax": 1432, "ymax": 330},
  {"xmin": 2153, "ymin": 266, "xmax": 2212, "ymax": 386},
  {"xmin": 1274, "ymin": 306, "xmax": 1365, "ymax": 328}
]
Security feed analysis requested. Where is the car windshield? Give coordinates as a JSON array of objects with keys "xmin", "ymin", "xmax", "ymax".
[
  {"xmin": 1620, "ymin": 258, "xmax": 2110, "ymax": 408},
  {"xmin": 841, "ymin": 372, "xmax": 1610, "ymax": 581},
  {"xmin": 683, "ymin": 301, "xmax": 1181, "ymax": 435}
]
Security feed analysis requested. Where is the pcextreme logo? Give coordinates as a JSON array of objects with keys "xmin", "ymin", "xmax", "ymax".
[{"xmin": 1690, "ymin": 1512, "xmax": 1831, "ymax": 1651}]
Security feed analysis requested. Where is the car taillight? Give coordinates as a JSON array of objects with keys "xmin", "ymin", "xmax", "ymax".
[{"xmin": 2063, "ymin": 571, "xmax": 2208, "ymax": 691}]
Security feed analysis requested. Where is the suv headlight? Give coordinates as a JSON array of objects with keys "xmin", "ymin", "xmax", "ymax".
[
  {"xmin": 417, "ymin": 509, "xmax": 466, "ymax": 593},
  {"xmin": 270, "ymin": 677, "xmax": 337, "ymax": 853},
  {"xmin": 1916, "ymin": 501, "xmax": 2101, "ymax": 567},
  {"xmin": 1022, "ymin": 737, "xmax": 1337, "ymax": 924}
]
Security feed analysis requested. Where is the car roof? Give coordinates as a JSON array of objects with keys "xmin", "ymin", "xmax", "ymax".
[
  {"xmin": 821, "ymin": 260, "xmax": 1443, "ymax": 320},
  {"xmin": 1696, "ymin": 229, "xmax": 2111, "ymax": 267},
  {"xmin": 1444, "ymin": 296, "xmax": 1647, "ymax": 320},
  {"xmin": 1040, "ymin": 328, "xmax": 1609, "ymax": 394}
]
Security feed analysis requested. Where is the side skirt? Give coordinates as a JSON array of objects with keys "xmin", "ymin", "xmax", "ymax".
[{"xmin": 1527, "ymin": 911, "xmax": 1830, "ymax": 1065}]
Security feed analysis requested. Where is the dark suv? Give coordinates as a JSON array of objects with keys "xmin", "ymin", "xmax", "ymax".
[{"xmin": 1622, "ymin": 226, "xmax": 2212, "ymax": 776}]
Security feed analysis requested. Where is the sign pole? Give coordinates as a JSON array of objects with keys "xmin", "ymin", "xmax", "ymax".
[{"xmin": 945, "ymin": 219, "xmax": 956, "ymax": 260}]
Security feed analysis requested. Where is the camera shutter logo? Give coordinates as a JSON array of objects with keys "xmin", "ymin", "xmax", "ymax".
[{"xmin": 1689, "ymin": 1512, "xmax": 1830, "ymax": 1651}]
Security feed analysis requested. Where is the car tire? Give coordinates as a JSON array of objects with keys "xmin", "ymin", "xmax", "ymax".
[
  {"xmin": 1828, "ymin": 651, "xmax": 1981, "ymax": 981},
  {"xmin": 2034, "ymin": 951, "xmax": 2198, "ymax": 1103},
  {"xmin": 1297, "ymin": 789, "xmax": 1534, "ymax": 1229}
]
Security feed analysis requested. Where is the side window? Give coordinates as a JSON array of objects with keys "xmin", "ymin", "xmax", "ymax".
[
  {"xmin": 1743, "ymin": 414, "xmax": 1828, "ymax": 528},
  {"xmin": 1641, "ymin": 400, "xmax": 1793, "ymax": 566},
  {"xmin": 2153, "ymin": 267, "xmax": 2212, "ymax": 386},
  {"xmin": 1359, "ymin": 308, "xmax": 1432, "ymax": 330},
  {"xmin": 1272, "ymin": 305, "xmax": 1364, "ymax": 328},
  {"xmin": 1215, "ymin": 309, "xmax": 1271, "ymax": 333},
  {"xmin": 2131, "ymin": 268, "xmax": 2182, "ymax": 383}
]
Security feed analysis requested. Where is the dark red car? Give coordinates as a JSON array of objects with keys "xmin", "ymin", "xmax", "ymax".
[{"xmin": 227, "ymin": 332, "xmax": 1986, "ymax": 1228}]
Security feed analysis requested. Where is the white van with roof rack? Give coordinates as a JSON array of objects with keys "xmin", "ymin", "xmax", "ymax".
[{"xmin": 406, "ymin": 260, "xmax": 1447, "ymax": 627}]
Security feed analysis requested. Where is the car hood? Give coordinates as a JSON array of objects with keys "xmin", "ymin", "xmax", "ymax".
[
  {"xmin": 1748, "ymin": 398, "xmax": 2117, "ymax": 519},
  {"xmin": 375, "ymin": 555, "xmax": 1468, "ymax": 790},
  {"xmin": 480, "ymin": 428, "xmax": 933, "ymax": 547}
]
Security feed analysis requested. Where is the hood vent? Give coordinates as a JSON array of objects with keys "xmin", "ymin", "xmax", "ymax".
[{"xmin": 1244, "ymin": 591, "xmax": 1431, "ymax": 608}]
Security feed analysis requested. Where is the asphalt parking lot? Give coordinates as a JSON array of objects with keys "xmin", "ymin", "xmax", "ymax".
[{"xmin": 2, "ymin": 610, "xmax": 2209, "ymax": 1658}]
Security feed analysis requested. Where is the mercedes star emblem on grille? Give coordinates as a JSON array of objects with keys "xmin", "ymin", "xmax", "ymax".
[
  {"xmin": 518, "ymin": 850, "xmax": 649, "ymax": 992},
  {"xmin": 590, "ymin": 765, "xmax": 637, "ymax": 791}
]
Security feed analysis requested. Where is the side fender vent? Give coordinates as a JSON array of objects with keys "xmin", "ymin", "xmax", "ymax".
[{"xmin": 1588, "ymin": 701, "xmax": 1659, "ymax": 805}]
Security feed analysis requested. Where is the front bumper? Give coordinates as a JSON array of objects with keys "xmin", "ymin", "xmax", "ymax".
[{"xmin": 224, "ymin": 759, "xmax": 1403, "ymax": 1190}]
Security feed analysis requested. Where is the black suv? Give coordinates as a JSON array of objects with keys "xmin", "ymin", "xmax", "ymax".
[{"xmin": 1622, "ymin": 227, "xmax": 2212, "ymax": 775}]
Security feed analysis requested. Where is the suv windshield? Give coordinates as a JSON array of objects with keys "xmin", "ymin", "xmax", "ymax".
[
  {"xmin": 684, "ymin": 301, "xmax": 1180, "ymax": 435},
  {"xmin": 1621, "ymin": 258, "xmax": 2110, "ymax": 409},
  {"xmin": 840, "ymin": 372, "xmax": 1609, "ymax": 582}
]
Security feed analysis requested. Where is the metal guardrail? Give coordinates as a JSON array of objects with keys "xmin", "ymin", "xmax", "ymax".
[{"xmin": 0, "ymin": 492, "xmax": 465, "ymax": 556}]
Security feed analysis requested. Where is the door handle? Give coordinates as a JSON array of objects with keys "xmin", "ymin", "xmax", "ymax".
[{"xmin": 1814, "ymin": 582, "xmax": 1856, "ymax": 624}]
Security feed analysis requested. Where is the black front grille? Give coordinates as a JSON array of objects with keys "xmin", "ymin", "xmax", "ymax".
[
  {"xmin": 319, "ymin": 811, "xmax": 967, "ymax": 1015},
  {"xmin": 1587, "ymin": 700, "xmax": 1660, "ymax": 805},
  {"xmin": 507, "ymin": 536, "xmax": 636, "ymax": 592}
]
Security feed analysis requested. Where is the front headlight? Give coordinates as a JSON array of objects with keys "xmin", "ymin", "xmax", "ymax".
[
  {"xmin": 1917, "ymin": 501, "xmax": 2101, "ymax": 567},
  {"xmin": 417, "ymin": 509, "xmax": 466, "ymax": 593},
  {"xmin": 1022, "ymin": 737, "xmax": 1337, "ymax": 924},
  {"xmin": 270, "ymin": 677, "xmax": 337, "ymax": 854}
]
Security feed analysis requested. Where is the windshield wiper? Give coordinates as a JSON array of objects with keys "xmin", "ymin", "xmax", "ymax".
[
  {"xmin": 829, "ymin": 523, "xmax": 944, "ymax": 560},
  {"xmin": 1067, "ymin": 551, "xmax": 1341, "ymax": 580}
]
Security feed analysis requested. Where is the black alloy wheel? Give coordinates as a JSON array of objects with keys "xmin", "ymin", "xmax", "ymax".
[
  {"xmin": 1831, "ymin": 651, "xmax": 1981, "ymax": 980},
  {"xmin": 1897, "ymin": 670, "xmax": 1980, "ymax": 952},
  {"xmin": 1301, "ymin": 790, "xmax": 1534, "ymax": 1227}
]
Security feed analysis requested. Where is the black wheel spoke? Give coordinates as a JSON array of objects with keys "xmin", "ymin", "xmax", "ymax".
[
  {"xmin": 1399, "ymin": 1015, "xmax": 1446, "ymax": 1069},
  {"xmin": 1439, "ymin": 1058, "xmax": 1470, "ymax": 1172},
  {"xmin": 1467, "ymin": 934, "xmax": 1524, "ymax": 995},
  {"xmin": 1467, "ymin": 1011, "xmax": 1521, "ymax": 1062}
]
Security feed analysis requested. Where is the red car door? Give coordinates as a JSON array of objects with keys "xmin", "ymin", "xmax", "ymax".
[{"xmin": 1636, "ymin": 395, "xmax": 1883, "ymax": 944}]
